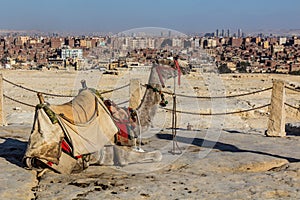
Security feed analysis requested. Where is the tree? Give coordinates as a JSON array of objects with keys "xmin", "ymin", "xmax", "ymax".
[
  {"xmin": 218, "ymin": 64, "xmax": 232, "ymax": 73},
  {"xmin": 236, "ymin": 61, "xmax": 249, "ymax": 73}
]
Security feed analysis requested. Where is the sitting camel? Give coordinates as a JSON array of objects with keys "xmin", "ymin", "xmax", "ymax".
[{"xmin": 23, "ymin": 58, "xmax": 188, "ymax": 174}]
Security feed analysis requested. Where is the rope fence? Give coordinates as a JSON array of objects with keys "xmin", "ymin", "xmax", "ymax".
[
  {"xmin": 284, "ymin": 86, "xmax": 300, "ymax": 112},
  {"xmin": 1, "ymin": 76, "xmax": 299, "ymax": 138},
  {"xmin": 3, "ymin": 77, "xmax": 74, "ymax": 97},
  {"xmin": 167, "ymin": 87, "xmax": 272, "ymax": 99},
  {"xmin": 2, "ymin": 77, "xmax": 130, "ymax": 110},
  {"xmin": 161, "ymin": 103, "xmax": 270, "ymax": 116},
  {"xmin": 3, "ymin": 94, "xmax": 35, "ymax": 108},
  {"xmin": 3, "ymin": 77, "xmax": 130, "ymax": 97},
  {"xmin": 3, "ymin": 77, "xmax": 299, "ymax": 116},
  {"xmin": 285, "ymin": 102, "xmax": 300, "ymax": 111},
  {"xmin": 285, "ymin": 85, "xmax": 300, "ymax": 93},
  {"xmin": 141, "ymin": 84, "xmax": 272, "ymax": 99},
  {"xmin": 98, "ymin": 84, "xmax": 130, "ymax": 95}
]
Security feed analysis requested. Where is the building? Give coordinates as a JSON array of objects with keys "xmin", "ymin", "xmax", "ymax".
[
  {"xmin": 292, "ymin": 37, "xmax": 300, "ymax": 45},
  {"xmin": 130, "ymin": 38, "xmax": 147, "ymax": 49},
  {"xmin": 221, "ymin": 29, "xmax": 225, "ymax": 37},
  {"xmin": 60, "ymin": 48, "xmax": 83, "ymax": 59},
  {"xmin": 237, "ymin": 29, "xmax": 242, "ymax": 38},
  {"xmin": 50, "ymin": 38, "xmax": 63, "ymax": 48},
  {"xmin": 229, "ymin": 38, "xmax": 243, "ymax": 47},
  {"xmin": 194, "ymin": 38, "xmax": 200, "ymax": 48},
  {"xmin": 272, "ymin": 44, "xmax": 284, "ymax": 53},
  {"xmin": 279, "ymin": 37, "xmax": 287, "ymax": 45},
  {"xmin": 227, "ymin": 29, "xmax": 230, "ymax": 37},
  {"xmin": 172, "ymin": 38, "xmax": 182, "ymax": 48},
  {"xmin": 263, "ymin": 41, "xmax": 269, "ymax": 49}
]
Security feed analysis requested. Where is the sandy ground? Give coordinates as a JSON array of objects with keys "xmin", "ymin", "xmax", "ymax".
[{"xmin": 0, "ymin": 68, "xmax": 300, "ymax": 199}]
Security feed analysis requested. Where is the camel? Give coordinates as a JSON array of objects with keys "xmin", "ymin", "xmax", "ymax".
[{"xmin": 23, "ymin": 58, "xmax": 189, "ymax": 174}]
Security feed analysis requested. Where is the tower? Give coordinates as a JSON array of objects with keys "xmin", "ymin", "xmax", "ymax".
[{"xmin": 238, "ymin": 28, "xmax": 242, "ymax": 38}]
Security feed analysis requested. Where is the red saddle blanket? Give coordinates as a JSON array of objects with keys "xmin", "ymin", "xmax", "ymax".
[{"xmin": 104, "ymin": 100, "xmax": 137, "ymax": 146}]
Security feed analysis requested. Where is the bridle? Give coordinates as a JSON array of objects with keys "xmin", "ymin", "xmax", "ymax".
[{"xmin": 154, "ymin": 58, "xmax": 182, "ymax": 88}]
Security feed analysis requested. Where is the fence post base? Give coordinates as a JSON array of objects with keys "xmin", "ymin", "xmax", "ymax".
[{"xmin": 266, "ymin": 79, "xmax": 286, "ymax": 137}]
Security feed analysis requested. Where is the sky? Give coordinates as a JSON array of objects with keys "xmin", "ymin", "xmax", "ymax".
[{"xmin": 1, "ymin": 0, "xmax": 300, "ymax": 34}]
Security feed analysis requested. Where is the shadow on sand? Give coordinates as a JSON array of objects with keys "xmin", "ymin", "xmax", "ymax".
[
  {"xmin": 0, "ymin": 137, "xmax": 27, "ymax": 167},
  {"xmin": 156, "ymin": 133, "xmax": 300, "ymax": 163}
]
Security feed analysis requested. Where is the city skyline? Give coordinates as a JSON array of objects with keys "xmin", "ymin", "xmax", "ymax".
[{"xmin": 1, "ymin": 0, "xmax": 300, "ymax": 34}]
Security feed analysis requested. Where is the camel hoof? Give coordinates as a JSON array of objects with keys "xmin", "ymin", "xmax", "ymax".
[{"xmin": 152, "ymin": 151, "xmax": 162, "ymax": 162}]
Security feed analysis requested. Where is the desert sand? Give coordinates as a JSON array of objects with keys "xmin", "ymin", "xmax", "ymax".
[{"xmin": 0, "ymin": 68, "xmax": 300, "ymax": 199}]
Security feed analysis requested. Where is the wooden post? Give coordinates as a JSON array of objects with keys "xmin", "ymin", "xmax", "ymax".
[
  {"xmin": 37, "ymin": 92, "xmax": 45, "ymax": 104},
  {"xmin": 0, "ymin": 74, "xmax": 4, "ymax": 126},
  {"xmin": 266, "ymin": 79, "xmax": 286, "ymax": 137},
  {"xmin": 129, "ymin": 79, "xmax": 141, "ymax": 110}
]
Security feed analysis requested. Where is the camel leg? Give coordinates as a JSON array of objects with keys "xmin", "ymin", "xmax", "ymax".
[
  {"xmin": 90, "ymin": 145, "xmax": 162, "ymax": 166},
  {"xmin": 113, "ymin": 145, "xmax": 162, "ymax": 166},
  {"xmin": 90, "ymin": 145, "xmax": 114, "ymax": 166}
]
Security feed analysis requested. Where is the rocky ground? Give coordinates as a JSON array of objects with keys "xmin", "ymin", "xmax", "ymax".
[{"xmin": 0, "ymin": 68, "xmax": 300, "ymax": 199}]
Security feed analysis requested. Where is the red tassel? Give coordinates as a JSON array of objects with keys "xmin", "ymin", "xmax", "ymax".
[{"xmin": 174, "ymin": 60, "xmax": 181, "ymax": 86}]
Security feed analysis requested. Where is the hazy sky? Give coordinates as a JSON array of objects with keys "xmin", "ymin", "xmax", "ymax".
[{"xmin": 1, "ymin": 0, "xmax": 300, "ymax": 34}]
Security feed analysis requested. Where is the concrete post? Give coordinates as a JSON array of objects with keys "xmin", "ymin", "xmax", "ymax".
[
  {"xmin": 129, "ymin": 79, "xmax": 141, "ymax": 110},
  {"xmin": 0, "ymin": 74, "xmax": 4, "ymax": 126},
  {"xmin": 266, "ymin": 79, "xmax": 286, "ymax": 137}
]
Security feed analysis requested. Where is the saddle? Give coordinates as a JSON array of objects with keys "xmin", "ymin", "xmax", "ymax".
[
  {"xmin": 50, "ymin": 89, "xmax": 98, "ymax": 124},
  {"xmin": 24, "ymin": 89, "xmax": 119, "ymax": 173}
]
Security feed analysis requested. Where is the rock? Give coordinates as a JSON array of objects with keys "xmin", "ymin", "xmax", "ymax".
[
  {"xmin": 286, "ymin": 122, "xmax": 300, "ymax": 136},
  {"xmin": 0, "ymin": 158, "xmax": 37, "ymax": 200},
  {"xmin": 6, "ymin": 112, "xmax": 34, "ymax": 125},
  {"xmin": 262, "ymin": 189, "xmax": 292, "ymax": 199},
  {"xmin": 13, "ymin": 107, "xmax": 22, "ymax": 111},
  {"xmin": 1, "ymin": 71, "xmax": 300, "ymax": 199},
  {"xmin": 186, "ymin": 152, "xmax": 289, "ymax": 173},
  {"xmin": 0, "ymin": 130, "xmax": 37, "ymax": 199}
]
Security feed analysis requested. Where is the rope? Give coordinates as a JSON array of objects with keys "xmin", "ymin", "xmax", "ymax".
[
  {"xmin": 3, "ymin": 77, "xmax": 74, "ymax": 97},
  {"xmin": 3, "ymin": 77, "xmax": 129, "ymax": 97},
  {"xmin": 170, "ymin": 87, "xmax": 273, "ymax": 99},
  {"xmin": 285, "ymin": 103, "xmax": 300, "ymax": 111},
  {"xmin": 161, "ymin": 103, "xmax": 270, "ymax": 116},
  {"xmin": 141, "ymin": 84, "xmax": 272, "ymax": 99},
  {"xmin": 98, "ymin": 84, "xmax": 130, "ymax": 95},
  {"xmin": 3, "ymin": 94, "xmax": 35, "ymax": 108},
  {"xmin": 285, "ymin": 86, "xmax": 300, "ymax": 93}
]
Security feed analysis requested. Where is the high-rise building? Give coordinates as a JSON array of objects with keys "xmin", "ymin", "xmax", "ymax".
[
  {"xmin": 227, "ymin": 29, "xmax": 230, "ymax": 37},
  {"xmin": 216, "ymin": 29, "xmax": 219, "ymax": 37},
  {"xmin": 238, "ymin": 29, "xmax": 242, "ymax": 38},
  {"xmin": 194, "ymin": 38, "xmax": 200, "ymax": 48},
  {"xmin": 221, "ymin": 29, "xmax": 225, "ymax": 37}
]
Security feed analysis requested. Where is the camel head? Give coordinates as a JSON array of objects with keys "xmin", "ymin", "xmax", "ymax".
[
  {"xmin": 137, "ymin": 57, "xmax": 189, "ymax": 132},
  {"xmin": 149, "ymin": 57, "xmax": 190, "ymax": 88}
]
